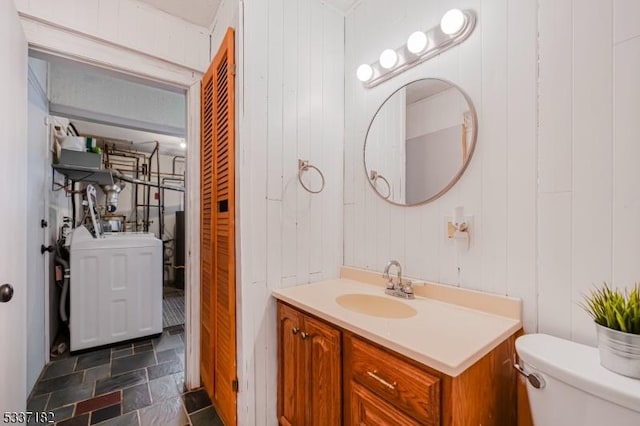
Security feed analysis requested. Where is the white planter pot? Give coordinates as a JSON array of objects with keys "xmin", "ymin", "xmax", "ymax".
[{"xmin": 595, "ymin": 323, "xmax": 640, "ymax": 379}]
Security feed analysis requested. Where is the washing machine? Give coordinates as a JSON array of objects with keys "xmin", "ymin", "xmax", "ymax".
[{"xmin": 69, "ymin": 226, "xmax": 163, "ymax": 351}]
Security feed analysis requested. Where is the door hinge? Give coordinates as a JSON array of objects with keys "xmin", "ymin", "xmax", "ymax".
[
  {"xmin": 232, "ymin": 378, "xmax": 239, "ymax": 392},
  {"xmin": 230, "ymin": 64, "xmax": 236, "ymax": 76}
]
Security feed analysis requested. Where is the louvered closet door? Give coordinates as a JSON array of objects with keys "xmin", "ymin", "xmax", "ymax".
[{"xmin": 200, "ymin": 27, "xmax": 237, "ymax": 426}]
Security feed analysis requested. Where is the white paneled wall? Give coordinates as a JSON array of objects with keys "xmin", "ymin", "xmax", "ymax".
[
  {"xmin": 14, "ymin": 0, "xmax": 210, "ymax": 72},
  {"xmin": 344, "ymin": 0, "xmax": 538, "ymax": 331},
  {"xmin": 538, "ymin": 0, "xmax": 640, "ymax": 346},
  {"xmin": 346, "ymin": 0, "xmax": 640, "ymax": 346},
  {"xmin": 237, "ymin": 0, "xmax": 344, "ymax": 424}
]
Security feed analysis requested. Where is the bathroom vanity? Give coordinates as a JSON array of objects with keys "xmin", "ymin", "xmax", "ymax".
[{"xmin": 273, "ymin": 267, "xmax": 522, "ymax": 425}]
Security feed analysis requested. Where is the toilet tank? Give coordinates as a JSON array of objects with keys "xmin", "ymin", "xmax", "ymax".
[{"xmin": 516, "ymin": 334, "xmax": 640, "ymax": 426}]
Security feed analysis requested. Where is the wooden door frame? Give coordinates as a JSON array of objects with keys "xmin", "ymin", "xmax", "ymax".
[{"xmin": 18, "ymin": 13, "xmax": 204, "ymax": 391}]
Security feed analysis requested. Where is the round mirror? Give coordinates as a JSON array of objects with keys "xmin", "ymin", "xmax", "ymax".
[{"xmin": 364, "ymin": 78, "xmax": 477, "ymax": 206}]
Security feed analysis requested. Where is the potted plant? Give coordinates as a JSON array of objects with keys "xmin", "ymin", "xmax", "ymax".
[{"xmin": 583, "ymin": 283, "xmax": 640, "ymax": 378}]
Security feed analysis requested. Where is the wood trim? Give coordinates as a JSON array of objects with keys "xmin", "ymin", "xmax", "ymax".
[
  {"xmin": 185, "ymin": 82, "xmax": 201, "ymax": 391},
  {"xmin": 461, "ymin": 122, "xmax": 468, "ymax": 162},
  {"xmin": 19, "ymin": 14, "xmax": 202, "ymax": 87}
]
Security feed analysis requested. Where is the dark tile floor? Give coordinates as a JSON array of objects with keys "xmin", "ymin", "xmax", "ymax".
[{"xmin": 27, "ymin": 325, "xmax": 223, "ymax": 426}]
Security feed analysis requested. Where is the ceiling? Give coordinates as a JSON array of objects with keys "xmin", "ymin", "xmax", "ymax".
[
  {"xmin": 137, "ymin": 0, "xmax": 221, "ymax": 28},
  {"xmin": 406, "ymin": 80, "xmax": 453, "ymax": 104},
  {"xmin": 324, "ymin": 0, "xmax": 360, "ymax": 13},
  {"xmin": 136, "ymin": 0, "xmax": 359, "ymax": 28}
]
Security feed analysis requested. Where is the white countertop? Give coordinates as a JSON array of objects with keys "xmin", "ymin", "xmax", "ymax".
[{"xmin": 272, "ymin": 278, "xmax": 521, "ymax": 377}]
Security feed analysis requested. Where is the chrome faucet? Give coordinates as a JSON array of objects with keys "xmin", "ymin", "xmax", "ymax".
[{"xmin": 382, "ymin": 260, "xmax": 414, "ymax": 299}]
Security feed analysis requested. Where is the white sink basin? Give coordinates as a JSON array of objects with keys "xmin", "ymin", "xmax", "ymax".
[{"xmin": 335, "ymin": 293, "xmax": 417, "ymax": 319}]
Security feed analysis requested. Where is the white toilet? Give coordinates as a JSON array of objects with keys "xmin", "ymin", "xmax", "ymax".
[{"xmin": 516, "ymin": 334, "xmax": 640, "ymax": 425}]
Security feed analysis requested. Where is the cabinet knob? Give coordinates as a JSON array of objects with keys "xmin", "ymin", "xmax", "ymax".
[
  {"xmin": 300, "ymin": 331, "xmax": 309, "ymax": 340},
  {"xmin": 292, "ymin": 327, "xmax": 299, "ymax": 335}
]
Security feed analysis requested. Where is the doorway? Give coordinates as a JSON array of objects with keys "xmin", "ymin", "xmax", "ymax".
[{"xmin": 23, "ymin": 49, "xmax": 212, "ymax": 422}]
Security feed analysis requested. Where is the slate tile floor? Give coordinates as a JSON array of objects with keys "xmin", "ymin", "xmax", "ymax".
[{"xmin": 27, "ymin": 325, "xmax": 223, "ymax": 426}]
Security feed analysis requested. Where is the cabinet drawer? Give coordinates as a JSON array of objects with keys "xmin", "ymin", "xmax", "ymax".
[
  {"xmin": 350, "ymin": 382, "xmax": 422, "ymax": 426},
  {"xmin": 347, "ymin": 336, "xmax": 440, "ymax": 425}
]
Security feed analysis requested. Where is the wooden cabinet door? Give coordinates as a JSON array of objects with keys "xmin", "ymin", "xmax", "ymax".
[
  {"xmin": 350, "ymin": 383, "xmax": 422, "ymax": 426},
  {"xmin": 303, "ymin": 314, "xmax": 342, "ymax": 426},
  {"xmin": 278, "ymin": 304, "xmax": 304, "ymax": 426},
  {"xmin": 201, "ymin": 26, "xmax": 237, "ymax": 426},
  {"xmin": 278, "ymin": 303, "xmax": 342, "ymax": 426}
]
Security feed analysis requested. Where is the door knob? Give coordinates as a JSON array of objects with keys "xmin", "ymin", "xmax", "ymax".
[{"xmin": 0, "ymin": 284, "xmax": 14, "ymax": 303}]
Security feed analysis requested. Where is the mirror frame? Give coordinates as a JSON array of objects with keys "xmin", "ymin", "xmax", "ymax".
[{"xmin": 363, "ymin": 78, "xmax": 478, "ymax": 207}]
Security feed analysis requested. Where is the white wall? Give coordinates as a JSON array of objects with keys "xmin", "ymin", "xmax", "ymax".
[
  {"xmin": 406, "ymin": 126, "xmax": 461, "ymax": 203},
  {"xmin": 405, "ymin": 86, "xmax": 469, "ymax": 203},
  {"xmin": 236, "ymin": 0, "xmax": 344, "ymax": 424},
  {"xmin": 26, "ymin": 58, "xmax": 48, "ymax": 392},
  {"xmin": 14, "ymin": 0, "xmax": 210, "ymax": 72},
  {"xmin": 345, "ymin": 0, "xmax": 640, "ymax": 346},
  {"xmin": 210, "ymin": 0, "xmax": 239, "ymax": 59},
  {"xmin": 537, "ymin": 0, "xmax": 640, "ymax": 345},
  {"xmin": 344, "ymin": 0, "xmax": 538, "ymax": 332}
]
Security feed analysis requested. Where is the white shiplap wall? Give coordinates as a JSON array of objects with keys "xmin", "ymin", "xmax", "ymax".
[
  {"xmin": 346, "ymin": 0, "xmax": 640, "ymax": 346},
  {"xmin": 538, "ymin": 0, "xmax": 640, "ymax": 345},
  {"xmin": 14, "ymin": 0, "xmax": 210, "ymax": 72},
  {"xmin": 236, "ymin": 0, "xmax": 344, "ymax": 424},
  {"xmin": 344, "ymin": 0, "xmax": 538, "ymax": 331}
]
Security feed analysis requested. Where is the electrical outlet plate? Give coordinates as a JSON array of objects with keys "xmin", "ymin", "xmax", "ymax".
[{"xmin": 446, "ymin": 215, "xmax": 473, "ymax": 239}]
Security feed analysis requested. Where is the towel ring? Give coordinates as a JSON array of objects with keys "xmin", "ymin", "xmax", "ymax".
[
  {"xmin": 298, "ymin": 160, "xmax": 325, "ymax": 194},
  {"xmin": 370, "ymin": 170, "xmax": 391, "ymax": 199}
]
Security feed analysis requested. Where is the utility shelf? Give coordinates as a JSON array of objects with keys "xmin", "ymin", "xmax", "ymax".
[{"xmin": 52, "ymin": 164, "xmax": 116, "ymax": 185}]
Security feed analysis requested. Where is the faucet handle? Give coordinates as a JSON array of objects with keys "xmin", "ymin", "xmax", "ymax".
[
  {"xmin": 402, "ymin": 280, "xmax": 414, "ymax": 294},
  {"xmin": 385, "ymin": 279, "xmax": 395, "ymax": 290}
]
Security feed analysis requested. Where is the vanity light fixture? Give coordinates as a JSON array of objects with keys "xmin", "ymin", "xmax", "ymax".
[
  {"xmin": 356, "ymin": 9, "xmax": 476, "ymax": 88},
  {"xmin": 379, "ymin": 49, "xmax": 398, "ymax": 69},
  {"xmin": 356, "ymin": 64, "xmax": 374, "ymax": 82},
  {"xmin": 407, "ymin": 31, "xmax": 428, "ymax": 54},
  {"xmin": 440, "ymin": 8, "xmax": 466, "ymax": 35}
]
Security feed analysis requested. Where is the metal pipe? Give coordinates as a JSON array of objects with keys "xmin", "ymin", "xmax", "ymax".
[
  {"xmin": 172, "ymin": 156, "xmax": 185, "ymax": 175},
  {"xmin": 135, "ymin": 157, "xmax": 139, "ymax": 231},
  {"xmin": 55, "ymin": 256, "xmax": 70, "ymax": 323},
  {"xmin": 115, "ymin": 172, "xmax": 184, "ymax": 192},
  {"xmin": 155, "ymin": 142, "xmax": 162, "ymax": 240}
]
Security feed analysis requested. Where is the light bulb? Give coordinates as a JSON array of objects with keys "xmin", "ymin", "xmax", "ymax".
[
  {"xmin": 180, "ymin": 141, "xmax": 187, "ymax": 149},
  {"xmin": 379, "ymin": 49, "xmax": 398, "ymax": 69},
  {"xmin": 407, "ymin": 31, "xmax": 428, "ymax": 54},
  {"xmin": 440, "ymin": 9, "xmax": 466, "ymax": 35},
  {"xmin": 356, "ymin": 64, "xmax": 374, "ymax": 82}
]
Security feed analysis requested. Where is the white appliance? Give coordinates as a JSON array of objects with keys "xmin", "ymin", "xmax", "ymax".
[
  {"xmin": 70, "ymin": 226, "xmax": 163, "ymax": 351},
  {"xmin": 516, "ymin": 333, "xmax": 640, "ymax": 426}
]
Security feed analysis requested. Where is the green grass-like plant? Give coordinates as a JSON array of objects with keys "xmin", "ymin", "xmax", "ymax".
[{"xmin": 583, "ymin": 283, "xmax": 640, "ymax": 335}]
